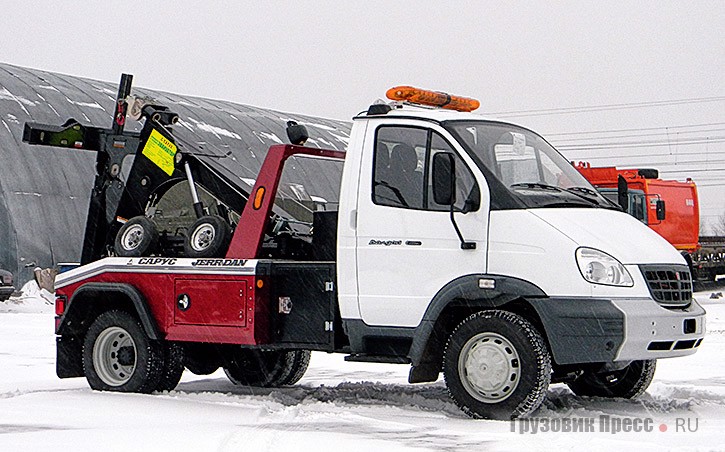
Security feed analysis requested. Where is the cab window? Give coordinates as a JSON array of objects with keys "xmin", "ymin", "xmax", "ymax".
[{"xmin": 373, "ymin": 126, "xmax": 479, "ymax": 212}]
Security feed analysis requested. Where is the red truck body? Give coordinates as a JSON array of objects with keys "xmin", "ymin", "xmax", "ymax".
[
  {"xmin": 54, "ymin": 143, "xmax": 345, "ymax": 348},
  {"xmin": 574, "ymin": 163, "xmax": 700, "ymax": 253}
]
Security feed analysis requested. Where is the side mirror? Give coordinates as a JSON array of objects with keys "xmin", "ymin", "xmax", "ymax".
[
  {"xmin": 656, "ymin": 200, "xmax": 666, "ymax": 221},
  {"xmin": 617, "ymin": 175, "xmax": 629, "ymax": 212},
  {"xmin": 432, "ymin": 153, "xmax": 456, "ymax": 205}
]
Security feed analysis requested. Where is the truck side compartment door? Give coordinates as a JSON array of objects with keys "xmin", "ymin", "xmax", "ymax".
[{"xmin": 173, "ymin": 278, "xmax": 247, "ymax": 327}]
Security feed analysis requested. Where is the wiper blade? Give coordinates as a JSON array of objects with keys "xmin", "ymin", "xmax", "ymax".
[
  {"xmin": 511, "ymin": 182, "xmax": 603, "ymax": 207},
  {"xmin": 566, "ymin": 186, "xmax": 599, "ymax": 196},
  {"xmin": 510, "ymin": 182, "xmax": 563, "ymax": 192},
  {"xmin": 565, "ymin": 186, "xmax": 621, "ymax": 210}
]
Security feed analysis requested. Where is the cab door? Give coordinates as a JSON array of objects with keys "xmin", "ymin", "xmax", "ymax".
[{"xmin": 354, "ymin": 121, "xmax": 489, "ymax": 327}]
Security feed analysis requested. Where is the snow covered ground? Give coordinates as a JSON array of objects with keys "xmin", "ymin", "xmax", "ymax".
[{"xmin": 0, "ymin": 288, "xmax": 723, "ymax": 451}]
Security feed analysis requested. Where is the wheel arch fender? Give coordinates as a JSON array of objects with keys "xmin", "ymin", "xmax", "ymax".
[
  {"xmin": 407, "ymin": 274, "xmax": 547, "ymax": 383},
  {"xmin": 58, "ymin": 282, "xmax": 161, "ymax": 340}
]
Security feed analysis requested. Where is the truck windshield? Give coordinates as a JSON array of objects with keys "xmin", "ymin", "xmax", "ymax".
[{"xmin": 444, "ymin": 121, "xmax": 614, "ymax": 209}]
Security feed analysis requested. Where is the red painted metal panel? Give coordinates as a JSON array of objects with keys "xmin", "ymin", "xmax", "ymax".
[
  {"xmin": 58, "ymin": 271, "xmax": 262, "ymax": 345},
  {"xmin": 173, "ymin": 279, "xmax": 247, "ymax": 327}
]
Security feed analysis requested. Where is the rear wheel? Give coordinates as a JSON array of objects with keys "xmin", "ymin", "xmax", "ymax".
[
  {"xmin": 443, "ymin": 310, "xmax": 551, "ymax": 420},
  {"xmin": 155, "ymin": 342, "xmax": 185, "ymax": 392},
  {"xmin": 223, "ymin": 349, "xmax": 309, "ymax": 387},
  {"xmin": 567, "ymin": 360, "xmax": 656, "ymax": 398},
  {"xmin": 276, "ymin": 350, "xmax": 311, "ymax": 386},
  {"xmin": 184, "ymin": 215, "xmax": 231, "ymax": 258},
  {"xmin": 115, "ymin": 216, "xmax": 159, "ymax": 257},
  {"xmin": 82, "ymin": 310, "xmax": 164, "ymax": 393}
]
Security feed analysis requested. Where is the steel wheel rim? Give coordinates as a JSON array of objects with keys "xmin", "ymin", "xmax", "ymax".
[
  {"xmin": 190, "ymin": 224, "xmax": 215, "ymax": 251},
  {"xmin": 93, "ymin": 326, "xmax": 136, "ymax": 386},
  {"xmin": 459, "ymin": 332, "xmax": 521, "ymax": 403},
  {"xmin": 121, "ymin": 224, "xmax": 144, "ymax": 251}
]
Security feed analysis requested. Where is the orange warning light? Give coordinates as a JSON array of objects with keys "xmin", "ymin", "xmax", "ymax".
[
  {"xmin": 386, "ymin": 86, "xmax": 480, "ymax": 112},
  {"xmin": 253, "ymin": 186, "xmax": 266, "ymax": 210}
]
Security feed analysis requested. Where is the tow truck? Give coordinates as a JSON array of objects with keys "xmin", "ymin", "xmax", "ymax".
[{"xmin": 24, "ymin": 79, "xmax": 706, "ymax": 420}]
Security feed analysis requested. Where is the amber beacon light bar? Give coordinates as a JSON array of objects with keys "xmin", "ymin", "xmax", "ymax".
[{"xmin": 385, "ymin": 86, "xmax": 480, "ymax": 112}]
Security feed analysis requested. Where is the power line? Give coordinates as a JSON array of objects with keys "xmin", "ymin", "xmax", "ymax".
[
  {"xmin": 486, "ymin": 96, "xmax": 725, "ymax": 118},
  {"xmin": 658, "ymin": 167, "xmax": 725, "ymax": 173},
  {"xmin": 551, "ymin": 127, "xmax": 725, "ymax": 143},
  {"xmin": 557, "ymin": 138, "xmax": 725, "ymax": 151},
  {"xmin": 545, "ymin": 122, "xmax": 725, "ymax": 137}
]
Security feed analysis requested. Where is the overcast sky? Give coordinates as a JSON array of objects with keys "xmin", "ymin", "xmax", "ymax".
[{"xmin": 1, "ymin": 1, "xmax": 724, "ymax": 228}]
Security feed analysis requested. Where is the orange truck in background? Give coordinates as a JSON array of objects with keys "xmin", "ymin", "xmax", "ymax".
[{"xmin": 575, "ymin": 163, "xmax": 724, "ymax": 288}]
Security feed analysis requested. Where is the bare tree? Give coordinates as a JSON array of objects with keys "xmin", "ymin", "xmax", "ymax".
[{"xmin": 714, "ymin": 211, "xmax": 725, "ymax": 236}]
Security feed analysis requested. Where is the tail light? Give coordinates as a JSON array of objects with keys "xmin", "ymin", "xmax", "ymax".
[{"xmin": 55, "ymin": 294, "xmax": 68, "ymax": 316}]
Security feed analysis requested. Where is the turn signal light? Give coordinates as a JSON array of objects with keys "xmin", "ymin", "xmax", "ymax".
[
  {"xmin": 386, "ymin": 86, "xmax": 480, "ymax": 112},
  {"xmin": 253, "ymin": 186, "xmax": 266, "ymax": 210}
]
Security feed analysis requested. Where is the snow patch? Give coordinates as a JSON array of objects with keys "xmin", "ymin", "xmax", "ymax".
[
  {"xmin": 0, "ymin": 87, "xmax": 34, "ymax": 115},
  {"xmin": 252, "ymin": 131, "xmax": 283, "ymax": 144},
  {"xmin": 0, "ymin": 291, "xmax": 723, "ymax": 450},
  {"xmin": 176, "ymin": 119, "xmax": 195, "ymax": 133},
  {"xmin": 65, "ymin": 98, "xmax": 105, "ymax": 110},
  {"xmin": 0, "ymin": 280, "xmax": 53, "ymax": 314},
  {"xmin": 186, "ymin": 117, "xmax": 242, "ymax": 140},
  {"xmin": 329, "ymin": 132, "xmax": 350, "ymax": 145},
  {"xmin": 305, "ymin": 122, "xmax": 337, "ymax": 131}
]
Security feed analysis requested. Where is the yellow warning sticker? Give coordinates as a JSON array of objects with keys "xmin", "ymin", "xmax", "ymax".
[{"xmin": 142, "ymin": 128, "xmax": 177, "ymax": 176}]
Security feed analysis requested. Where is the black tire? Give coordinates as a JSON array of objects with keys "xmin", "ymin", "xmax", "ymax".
[
  {"xmin": 185, "ymin": 360, "xmax": 219, "ymax": 376},
  {"xmin": 82, "ymin": 310, "xmax": 164, "ymax": 393},
  {"xmin": 567, "ymin": 359, "xmax": 656, "ymax": 398},
  {"xmin": 223, "ymin": 348, "xmax": 299, "ymax": 387},
  {"xmin": 115, "ymin": 216, "xmax": 159, "ymax": 257},
  {"xmin": 184, "ymin": 215, "xmax": 232, "ymax": 258},
  {"xmin": 155, "ymin": 342, "xmax": 185, "ymax": 392},
  {"xmin": 276, "ymin": 350, "xmax": 311, "ymax": 386},
  {"xmin": 443, "ymin": 310, "xmax": 551, "ymax": 420}
]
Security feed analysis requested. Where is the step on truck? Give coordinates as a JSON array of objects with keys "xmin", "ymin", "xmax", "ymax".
[{"xmin": 24, "ymin": 80, "xmax": 706, "ymax": 420}]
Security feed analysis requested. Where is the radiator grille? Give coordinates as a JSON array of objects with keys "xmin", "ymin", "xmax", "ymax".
[{"xmin": 640, "ymin": 265, "xmax": 692, "ymax": 309}]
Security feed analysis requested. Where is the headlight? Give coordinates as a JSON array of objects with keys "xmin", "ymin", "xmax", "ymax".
[{"xmin": 576, "ymin": 247, "xmax": 633, "ymax": 287}]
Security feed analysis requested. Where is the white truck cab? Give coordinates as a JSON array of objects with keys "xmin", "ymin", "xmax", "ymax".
[{"xmin": 337, "ymin": 88, "xmax": 705, "ymax": 418}]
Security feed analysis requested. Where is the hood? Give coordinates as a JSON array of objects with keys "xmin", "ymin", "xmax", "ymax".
[{"xmin": 530, "ymin": 208, "xmax": 685, "ymax": 265}]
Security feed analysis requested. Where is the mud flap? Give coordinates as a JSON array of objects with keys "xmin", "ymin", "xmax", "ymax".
[{"xmin": 57, "ymin": 335, "xmax": 84, "ymax": 378}]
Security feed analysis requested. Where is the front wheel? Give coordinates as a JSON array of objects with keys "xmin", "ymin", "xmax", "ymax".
[
  {"xmin": 443, "ymin": 310, "xmax": 551, "ymax": 420},
  {"xmin": 82, "ymin": 310, "xmax": 164, "ymax": 393},
  {"xmin": 567, "ymin": 360, "xmax": 656, "ymax": 398}
]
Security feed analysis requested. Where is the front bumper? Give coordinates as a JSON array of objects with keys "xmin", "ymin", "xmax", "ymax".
[
  {"xmin": 612, "ymin": 298, "xmax": 706, "ymax": 361},
  {"xmin": 529, "ymin": 297, "xmax": 706, "ymax": 365}
]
